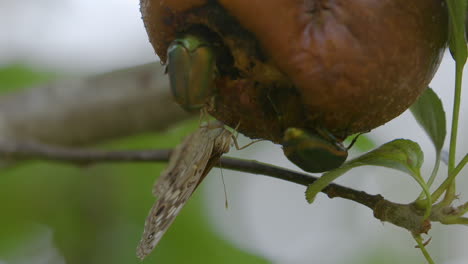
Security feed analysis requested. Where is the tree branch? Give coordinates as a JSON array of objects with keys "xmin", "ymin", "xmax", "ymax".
[
  {"xmin": 0, "ymin": 63, "xmax": 193, "ymax": 146},
  {"xmin": 0, "ymin": 139, "xmax": 438, "ymax": 235}
]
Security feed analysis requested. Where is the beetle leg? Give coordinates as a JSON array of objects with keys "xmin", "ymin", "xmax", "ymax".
[
  {"xmin": 345, "ymin": 133, "xmax": 364, "ymax": 150},
  {"xmin": 315, "ymin": 127, "xmax": 341, "ymax": 144}
]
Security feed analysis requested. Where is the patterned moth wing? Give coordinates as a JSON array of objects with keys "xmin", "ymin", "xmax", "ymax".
[{"xmin": 136, "ymin": 124, "xmax": 232, "ymax": 259}]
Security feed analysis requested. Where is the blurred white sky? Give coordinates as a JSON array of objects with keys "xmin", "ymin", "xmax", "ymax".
[
  {"xmin": 0, "ymin": 0, "xmax": 155, "ymax": 73},
  {"xmin": 1, "ymin": 1, "xmax": 468, "ymax": 263}
]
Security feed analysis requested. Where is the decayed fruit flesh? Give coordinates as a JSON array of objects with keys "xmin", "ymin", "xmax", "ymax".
[{"xmin": 140, "ymin": 0, "xmax": 448, "ymax": 143}]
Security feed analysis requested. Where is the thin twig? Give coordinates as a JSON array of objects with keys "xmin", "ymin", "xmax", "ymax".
[{"xmin": 219, "ymin": 157, "xmax": 383, "ymax": 209}]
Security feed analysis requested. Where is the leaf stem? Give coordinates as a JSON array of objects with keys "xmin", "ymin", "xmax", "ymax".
[
  {"xmin": 431, "ymin": 154, "xmax": 467, "ymax": 203},
  {"xmin": 427, "ymin": 155, "xmax": 441, "ymax": 188},
  {"xmin": 455, "ymin": 153, "xmax": 468, "ymax": 176},
  {"xmin": 413, "ymin": 172, "xmax": 432, "ymax": 219},
  {"xmin": 417, "ymin": 154, "xmax": 441, "ymax": 201}
]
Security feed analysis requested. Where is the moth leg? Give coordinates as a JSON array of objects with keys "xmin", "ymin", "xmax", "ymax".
[
  {"xmin": 198, "ymin": 107, "xmax": 213, "ymax": 127},
  {"xmin": 219, "ymin": 121, "xmax": 263, "ymax": 150},
  {"xmin": 232, "ymin": 137, "xmax": 263, "ymax": 150},
  {"xmin": 229, "ymin": 133, "xmax": 263, "ymax": 151}
]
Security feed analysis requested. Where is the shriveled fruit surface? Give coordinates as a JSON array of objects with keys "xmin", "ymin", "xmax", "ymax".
[{"xmin": 140, "ymin": 0, "xmax": 448, "ymax": 143}]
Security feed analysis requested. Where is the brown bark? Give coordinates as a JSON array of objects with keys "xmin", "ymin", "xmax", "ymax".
[{"xmin": 0, "ymin": 63, "xmax": 193, "ymax": 146}]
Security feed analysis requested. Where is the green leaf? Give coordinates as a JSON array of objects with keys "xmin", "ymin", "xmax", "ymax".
[
  {"xmin": 446, "ymin": 0, "xmax": 468, "ymax": 65},
  {"xmin": 410, "ymin": 87, "xmax": 446, "ymax": 190},
  {"xmin": 306, "ymin": 139, "xmax": 432, "ymax": 218},
  {"xmin": 410, "ymin": 87, "xmax": 446, "ymax": 152}
]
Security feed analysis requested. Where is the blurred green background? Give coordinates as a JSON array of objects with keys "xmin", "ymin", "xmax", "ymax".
[
  {"xmin": 0, "ymin": 65, "xmax": 269, "ymax": 264},
  {"xmin": 1, "ymin": 1, "xmax": 468, "ymax": 263},
  {"xmin": 1, "ymin": 60, "xmax": 467, "ymax": 264}
]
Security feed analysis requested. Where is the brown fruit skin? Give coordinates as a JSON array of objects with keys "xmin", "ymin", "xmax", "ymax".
[{"xmin": 140, "ymin": 0, "xmax": 447, "ymax": 143}]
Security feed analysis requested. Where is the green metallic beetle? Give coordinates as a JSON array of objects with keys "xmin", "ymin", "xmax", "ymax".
[
  {"xmin": 166, "ymin": 34, "xmax": 217, "ymax": 111},
  {"xmin": 282, "ymin": 128, "xmax": 348, "ymax": 173},
  {"xmin": 167, "ymin": 34, "xmax": 348, "ymax": 173}
]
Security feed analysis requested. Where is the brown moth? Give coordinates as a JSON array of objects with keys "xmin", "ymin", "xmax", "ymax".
[{"xmin": 136, "ymin": 123, "xmax": 233, "ymax": 259}]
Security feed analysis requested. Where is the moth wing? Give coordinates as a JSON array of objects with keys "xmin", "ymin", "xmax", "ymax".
[
  {"xmin": 153, "ymin": 126, "xmax": 230, "ymax": 195},
  {"xmin": 136, "ymin": 130, "xmax": 215, "ymax": 259},
  {"xmin": 152, "ymin": 131, "xmax": 202, "ymax": 196}
]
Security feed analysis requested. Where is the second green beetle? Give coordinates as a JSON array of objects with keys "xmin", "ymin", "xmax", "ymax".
[{"xmin": 282, "ymin": 128, "xmax": 348, "ymax": 173}]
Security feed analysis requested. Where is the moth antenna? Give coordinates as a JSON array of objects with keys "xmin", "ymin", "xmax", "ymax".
[{"xmin": 219, "ymin": 162, "xmax": 229, "ymax": 209}]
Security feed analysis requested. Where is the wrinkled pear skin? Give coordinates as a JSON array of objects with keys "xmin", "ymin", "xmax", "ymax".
[{"xmin": 141, "ymin": 0, "xmax": 448, "ymax": 143}]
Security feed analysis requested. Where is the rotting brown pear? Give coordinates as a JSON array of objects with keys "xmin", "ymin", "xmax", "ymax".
[{"xmin": 140, "ymin": 0, "xmax": 448, "ymax": 144}]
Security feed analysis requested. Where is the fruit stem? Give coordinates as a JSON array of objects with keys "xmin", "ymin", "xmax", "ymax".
[
  {"xmin": 442, "ymin": 62, "xmax": 464, "ymax": 204},
  {"xmin": 448, "ymin": 63, "xmax": 463, "ymax": 171}
]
